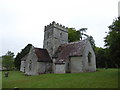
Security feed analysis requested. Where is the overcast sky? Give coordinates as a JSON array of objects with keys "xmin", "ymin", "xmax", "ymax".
[{"xmin": 0, "ymin": 0, "xmax": 119, "ymax": 56}]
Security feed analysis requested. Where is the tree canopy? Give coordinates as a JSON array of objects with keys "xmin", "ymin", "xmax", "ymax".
[
  {"xmin": 68, "ymin": 28, "xmax": 95, "ymax": 50},
  {"xmin": 104, "ymin": 17, "xmax": 120, "ymax": 68},
  {"xmin": 14, "ymin": 44, "xmax": 32, "ymax": 70},
  {"xmin": 2, "ymin": 51, "xmax": 15, "ymax": 70},
  {"xmin": 68, "ymin": 28, "xmax": 80, "ymax": 42}
]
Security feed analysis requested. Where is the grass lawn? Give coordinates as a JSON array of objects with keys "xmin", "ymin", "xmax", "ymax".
[
  {"xmin": 2, "ymin": 69, "xmax": 119, "ymax": 88},
  {"xmin": 0, "ymin": 71, "xmax": 2, "ymax": 90}
]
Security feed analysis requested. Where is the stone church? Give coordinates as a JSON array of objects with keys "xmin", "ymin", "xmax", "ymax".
[{"xmin": 20, "ymin": 21, "xmax": 96, "ymax": 75}]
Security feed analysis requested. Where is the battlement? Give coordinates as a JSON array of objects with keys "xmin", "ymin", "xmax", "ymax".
[{"xmin": 44, "ymin": 21, "xmax": 68, "ymax": 32}]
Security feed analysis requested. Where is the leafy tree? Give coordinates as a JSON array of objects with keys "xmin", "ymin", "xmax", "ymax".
[
  {"xmin": 68, "ymin": 28, "xmax": 80, "ymax": 42},
  {"xmin": 68, "ymin": 28, "xmax": 88, "ymax": 42},
  {"xmin": 95, "ymin": 47, "xmax": 116, "ymax": 68},
  {"xmin": 14, "ymin": 44, "xmax": 32, "ymax": 70},
  {"xmin": 14, "ymin": 53, "xmax": 21, "ymax": 70},
  {"xmin": 2, "ymin": 51, "xmax": 15, "ymax": 70},
  {"xmin": 95, "ymin": 47, "xmax": 108, "ymax": 68},
  {"xmin": 78, "ymin": 28, "xmax": 87, "ymax": 40},
  {"xmin": 6, "ymin": 51, "xmax": 14, "ymax": 57},
  {"xmin": 104, "ymin": 17, "xmax": 120, "ymax": 68},
  {"xmin": 68, "ymin": 28, "xmax": 95, "ymax": 51}
]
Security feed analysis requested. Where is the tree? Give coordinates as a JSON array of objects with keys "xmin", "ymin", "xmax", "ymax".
[
  {"xmin": 68, "ymin": 28, "xmax": 80, "ymax": 42},
  {"xmin": 68, "ymin": 28, "xmax": 88, "ymax": 42},
  {"xmin": 104, "ymin": 17, "xmax": 120, "ymax": 68},
  {"xmin": 78, "ymin": 28, "xmax": 87, "ymax": 40},
  {"xmin": 68, "ymin": 28, "xmax": 95, "ymax": 50},
  {"xmin": 95, "ymin": 47, "xmax": 111, "ymax": 68},
  {"xmin": 14, "ymin": 53, "xmax": 21, "ymax": 70},
  {"xmin": 14, "ymin": 44, "xmax": 32, "ymax": 70},
  {"xmin": 6, "ymin": 51, "xmax": 14, "ymax": 57},
  {"xmin": 2, "ymin": 51, "xmax": 15, "ymax": 70}
]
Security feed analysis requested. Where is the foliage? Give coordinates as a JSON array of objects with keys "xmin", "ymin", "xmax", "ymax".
[
  {"xmin": 95, "ymin": 17, "xmax": 120, "ymax": 68},
  {"xmin": 95, "ymin": 47, "xmax": 109, "ymax": 68},
  {"xmin": 2, "ymin": 51, "xmax": 15, "ymax": 70},
  {"xmin": 78, "ymin": 28, "xmax": 87, "ymax": 40},
  {"xmin": 68, "ymin": 28, "xmax": 95, "ymax": 51},
  {"xmin": 2, "ymin": 69, "xmax": 118, "ymax": 88},
  {"xmin": 68, "ymin": 28, "xmax": 88, "ymax": 42},
  {"xmin": 5, "ymin": 51, "xmax": 14, "ymax": 57},
  {"xmin": 14, "ymin": 44, "xmax": 32, "ymax": 70},
  {"xmin": 68, "ymin": 28, "xmax": 80, "ymax": 42},
  {"xmin": 104, "ymin": 17, "xmax": 120, "ymax": 68}
]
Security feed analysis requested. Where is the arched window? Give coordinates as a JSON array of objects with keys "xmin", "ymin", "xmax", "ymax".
[
  {"xmin": 88, "ymin": 52, "xmax": 92, "ymax": 65},
  {"xmin": 29, "ymin": 60, "xmax": 32, "ymax": 70}
]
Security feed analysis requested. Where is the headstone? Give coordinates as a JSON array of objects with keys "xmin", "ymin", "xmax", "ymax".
[{"xmin": 5, "ymin": 72, "xmax": 9, "ymax": 77}]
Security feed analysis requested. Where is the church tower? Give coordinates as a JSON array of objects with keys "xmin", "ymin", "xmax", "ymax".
[{"xmin": 43, "ymin": 21, "xmax": 68, "ymax": 58}]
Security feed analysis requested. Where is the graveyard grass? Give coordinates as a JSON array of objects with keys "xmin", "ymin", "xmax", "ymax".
[{"xmin": 2, "ymin": 69, "xmax": 118, "ymax": 88}]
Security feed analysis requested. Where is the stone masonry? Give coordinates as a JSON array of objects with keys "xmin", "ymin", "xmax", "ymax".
[{"xmin": 43, "ymin": 21, "xmax": 68, "ymax": 58}]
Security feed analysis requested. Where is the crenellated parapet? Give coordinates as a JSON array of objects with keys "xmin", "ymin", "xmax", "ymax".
[{"xmin": 44, "ymin": 21, "xmax": 68, "ymax": 32}]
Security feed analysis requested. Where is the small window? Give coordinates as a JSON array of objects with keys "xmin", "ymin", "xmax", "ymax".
[
  {"xmin": 88, "ymin": 52, "xmax": 92, "ymax": 65},
  {"xmin": 29, "ymin": 60, "xmax": 32, "ymax": 70}
]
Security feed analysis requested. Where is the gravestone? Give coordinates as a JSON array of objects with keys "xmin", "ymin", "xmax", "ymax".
[{"xmin": 5, "ymin": 72, "xmax": 9, "ymax": 77}]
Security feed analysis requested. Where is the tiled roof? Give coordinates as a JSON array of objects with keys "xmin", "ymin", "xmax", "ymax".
[
  {"xmin": 35, "ymin": 48, "xmax": 52, "ymax": 62},
  {"xmin": 53, "ymin": 40, "xmax": 88, "ymax": 63}
]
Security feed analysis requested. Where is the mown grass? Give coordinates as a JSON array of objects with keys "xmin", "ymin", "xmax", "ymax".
[
  {"xmin": 0, "ymin": 71, "xmax": 2, "ymax": 89},
  {"xmin": 2, "ymin": 69, "xmax": 118, "ymax": 88}
]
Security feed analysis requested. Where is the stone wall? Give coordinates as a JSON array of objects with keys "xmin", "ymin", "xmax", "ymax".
[
  {"xmin": 54, "ymin": 64, "xmax": 66, "ymax": 73},
  {"xmin": 20, "ymin": 61, "xmax": 25, "ymax": 72},
  {"xmin": 37, "ymin": 62, "xmax": 52, "ymax": 74},
  {"xmin": 24, "ymin": 46, "xmax": 52, "ymax": 75},
  {"xmin": 82, "ymin": 40, "xmax": 96, "ymax": 72},
  {"xmin": 25, "ymin": 46, "xmax": 38, "ymax": 75}
]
